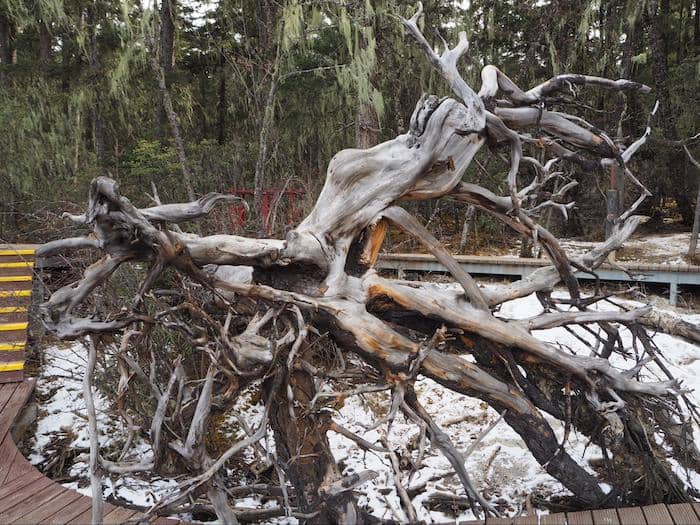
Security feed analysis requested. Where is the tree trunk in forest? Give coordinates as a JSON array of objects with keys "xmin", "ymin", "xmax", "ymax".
[
  {"xmin": 0, "ymin": 14, "xmax": 15, "ymax": 65},
  {"xmin": 145, "ymin": 24, "xmax": 196, "ymax": 201},
  {"xmin": 693, "ymin": 0, "xmax": 700, "ymax": 48},
  {"xmin": 87, "ymin": 5, "xmax": 106, "ymax": 168},
  {"xmin": 60, "ymin": 36, "xmax": 71, "ymax": 92},
  {"xmin": 686, "ymin": 146, "xmax": 700, "ymax": 257},
  {"xmin": 160, "ymin": 0, "xmax": 175, "ymax": 73},
  {"xmin": 0, "ymin": 14, "xmax": 12, "ymax": 85},
  {"xmin": 158, "ymin": 0, "xmax": 176, "ymax": 141},
  {"xmin": 689, "ymin": 188, "xmax": 700, "ymax": 257},
  {"xmin": 647, "ymin": 0, "xmax": 677, "ymax": 141},
  {"xmin": 355, "ymin": 7, "xmax": 379, "ymax": 150},
  {"xmin": 459, "ymin": 205, "xmax": 476, "ymax": 251},
  {"xmin": 646, "ymin": 0, "xmax": 695, "ymax": 223},
  {"xmin": 619, "ymin": 9, "xmax": 645, "ymax": 140},
  {"xmin": 264, "ymin": 363, "xmax": 361, "ymax": 524},
  {"xmin": 250, "ymin": 1, "xmax": 281, "ymax": 232},
  {"xmin": 0, "ymin": 15, "xmax": 10, "ymax": 65},
  {"xmin": 519, "ymin": 235, "xmax": 533, "ymax": 257},
  {"xmin": 253, "ymin": 71, "xmax": 278, "ymax": 233},
  {"xmin": 357, "ymin": 102, "xmax": 379, "ymax": 149},
  {"xmin": 217, "ymin": 52, "xmax": 226, "ymax": 145},
  {"xmin": 39, "ymin": 20, "xmax": 52, "ymax": 67}
]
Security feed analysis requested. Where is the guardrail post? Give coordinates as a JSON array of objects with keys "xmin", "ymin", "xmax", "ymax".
[{"xmin": 669, "ymin": 281, "xmax": 678, "ymax": 306}]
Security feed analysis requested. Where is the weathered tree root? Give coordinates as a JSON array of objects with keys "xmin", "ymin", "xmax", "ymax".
[{"xmin": 39, "ymin": 3, "xmax": 700, "ymax": 522}]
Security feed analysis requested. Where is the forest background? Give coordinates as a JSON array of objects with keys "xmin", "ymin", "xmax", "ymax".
[{"xmin": 1, "ymin": 0, "xmax": 698, "ymax": 249}]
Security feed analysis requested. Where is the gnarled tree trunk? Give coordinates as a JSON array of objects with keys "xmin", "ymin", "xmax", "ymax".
[{"xmin": 38, "ymin": 4, "xmax": 700, "ymax": 522}]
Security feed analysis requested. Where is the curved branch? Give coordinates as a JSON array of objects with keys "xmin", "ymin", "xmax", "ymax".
[
  {"xmin": 480, "ymin": 65, "xmax": 651, "ymax": 106},
  {"xmin": 400, "ymin": 2, "xmax": 486, "ymax": 132},
  {"xmin": 381, "ymin": 206, "xmax": 489, "ymax": 310},
  {"xmin": 37, "ymin": 236, "xmax": 101, "ymax": 256},
  {"xmin": 140, "ymin": 193, "xmax": 246, "ymax": 223}
]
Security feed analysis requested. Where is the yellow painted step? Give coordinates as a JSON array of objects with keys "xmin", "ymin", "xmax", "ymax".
[
  {"xmin": 0, "ymin": 290, "xmax": 31, "ymax": 298},
  {"xmin": 0, "ymin": 322, "xmax": 28, "ymax": 332},
  {"xmin": 0, "ymin": 307, "xmax": 27, "ymax": 314},
  {"xmin": 0, "ymin": 262, "xmax": 33, "ymax": 269},
  {"xmin": 0, "ymin": 342, "xmax": 25, "ymax": 351},
  {"xmin": 0, "ymin": 276, "xmax": 32, "ymax": 283},
  {"xmin": 0, "ymin": 362, "xmax": 24, "ymax": 372},
  {"xmin": 0, "ymin": 249, "xmax": 35, "ymax": 256}
]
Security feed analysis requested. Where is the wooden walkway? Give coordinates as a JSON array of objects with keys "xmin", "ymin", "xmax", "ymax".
[
  {"xmin": 0, "ymin": 380, "xmax": 179, "ymax": 524},
  {"xmin": 0, "ymin": 245, "xmax": 184, "ymax": 524},
  {"xmin": 458, "ymin": 503, "xmax": 700, "ymax": 524}
]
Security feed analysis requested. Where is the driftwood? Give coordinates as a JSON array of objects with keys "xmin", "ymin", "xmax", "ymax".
[{"xmin": 40, "ymin": 4, "xmax": 699, "ymax": 523}]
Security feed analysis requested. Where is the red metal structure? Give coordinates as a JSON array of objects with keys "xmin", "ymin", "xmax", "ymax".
[{"xmin": 227, "ymin": 188, "xmax": 305, "ymax": 234}]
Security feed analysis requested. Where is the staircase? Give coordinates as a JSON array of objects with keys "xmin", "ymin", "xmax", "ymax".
[{"xmin": 0, "ymin": 245, "xmax": 35, "ymax": 384}]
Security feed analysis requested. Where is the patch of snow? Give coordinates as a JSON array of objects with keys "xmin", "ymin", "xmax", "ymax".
[
  {"xmin": 28, "ymin": 342, "xmax": 180, "ymax": 513},
  {"xmin": 25, "ymin": 287, "xmax": 700, "ymax": 523},
  {"xmin": 492, "ymin": 232, "xmax": 695, "ymax": 266}
]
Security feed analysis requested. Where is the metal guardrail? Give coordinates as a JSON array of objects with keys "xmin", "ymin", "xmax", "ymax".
[{"xmin": 376, "ymin": 253, "xmax": 700, "ymax": 306}]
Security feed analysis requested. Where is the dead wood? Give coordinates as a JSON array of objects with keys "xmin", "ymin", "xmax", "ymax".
[{"xmin": 38, "ymin": 3, "xmax": 700, "ymax": 522}]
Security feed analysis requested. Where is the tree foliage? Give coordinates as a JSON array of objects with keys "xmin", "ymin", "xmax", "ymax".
[{"xmin": 2, "ymin": 0, "xmax": 696, "ymax": 242}]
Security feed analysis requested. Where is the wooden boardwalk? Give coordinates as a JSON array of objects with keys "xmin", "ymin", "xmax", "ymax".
[
  {"xmin": 458, "ymin": 502, "xmax": 700, "ymax": 524},
  {"xmin": 0, "ymin": 245, "xmax": 184, "ymax": 524},
  {"xmin": 0, "ymin": 380, "xmax": 181, "ymax": 524}
]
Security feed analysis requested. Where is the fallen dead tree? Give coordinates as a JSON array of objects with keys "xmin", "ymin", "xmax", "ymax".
[{"xmin": 39, "ymin": 4, "xmax": 700, "ymax": 523}]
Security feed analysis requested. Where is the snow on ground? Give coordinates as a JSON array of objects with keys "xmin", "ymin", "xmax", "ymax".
[
  {"xmin": 28, "ymin": 343, "xmax": 179, "ymax": 507},
  {"xmin": 25, "ymin": 288, "xmax": 700, "ymax": 524},
  {"xmin": 493, "ymin": 232, "xmax": 695, "ymax": 266},
  {"xmin": 558, "ymin": 232, "xmax": 694, "ymax": 266}
]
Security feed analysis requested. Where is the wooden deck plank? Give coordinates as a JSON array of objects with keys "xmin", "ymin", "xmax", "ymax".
[
  {"xmin": 3, "ymin": 447, "xmax": 37, "ymax": 481},
  {"xmin": 592, "ymin": 508, "xmax": 620, "ymax": 525},
  {"xmin": 67, "ymin": 507, "xmax": 98, "ymax": 524},
  {"xmin": 102, "ymin": 506, "xmax": 144, "ymax": 524},
  {"xmin": 513, "ymin": 514, "xmax": 539, "ymax": 524},
  {"xmin": 540, "ymin": 512, "xmax": 567, "ymax": 525},
  {"xmin": 0, "ymin": 441, "xmax": 24, "ymax": 486},
  {"xmin": 486, "ymin": 517, "xmax": 515, "ymax": 524},
  {"xmin": 0, "ymin": 382, "xmax": 19, "ymax": 417},
  {"xmin": 641, "ymin": 504, "xmax": 674, "ymax": 525},
  {"xmin": 37, "ymin": 496, "xmax": 94, "ymax": 524},
  {"xmin": 0, "ymin": 483, "xmax": 68, "ymax": 523},
  {"xmin": 0, "ymin": 476, "xmax": 57, "ymax": 519},
  {"xmin": 616, "ymin": 507, "xmax": 647, "ymax": 525},
  {"xmin": 667, "ymin": 503, "xmax": 700, "ymax": 525},
  {"xmin": 567, "ymin": 510, "xmax": 595, "ymax": 525},
  {"xmin": 0, "ymin": 372, "xmax": 173, "ymax": 525},
  {"xmin": 0, "ymin": 430, "xmax": 24, "ymax": 485},
  {"xmin": 0, "ymin": 380, "xmax": 34, "ymax": 438},
  {"xmin": 68, "ymin": 502, "xmax": 121, "ymax": 525},
  {"xmin": 0, "ymin": 468, "xmax": 44, "ymax": 499},
  {"xmin": 10, "ymin": 488, "xmax": 84, "ymax": 524},
  {"xmin": 0, "ymin": 370, "xmax": 25, "ymax": 384}
]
